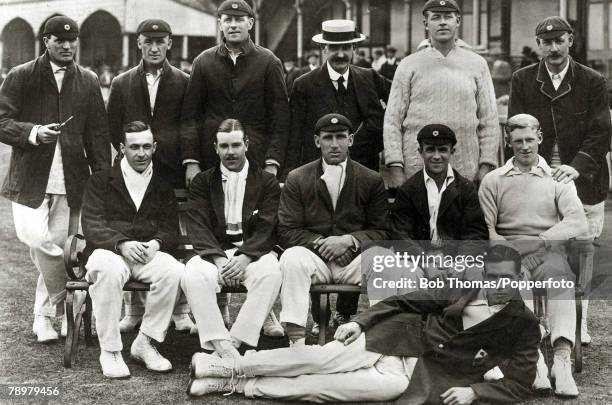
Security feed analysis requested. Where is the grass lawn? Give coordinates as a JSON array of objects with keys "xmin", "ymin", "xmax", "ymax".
[{"xmin": 1, "ymin": 143, "xmax": 611, "ymax": 404}]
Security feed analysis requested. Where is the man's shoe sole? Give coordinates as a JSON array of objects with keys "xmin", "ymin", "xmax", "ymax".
[{"xmin": 130, "ymin": 354, "xmax": 173, "ymax": 373}]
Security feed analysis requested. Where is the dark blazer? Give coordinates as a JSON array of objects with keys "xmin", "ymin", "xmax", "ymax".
[
  {"xmin": 278, "ymin": 158, "xmax": 389, "ymax": 250},
  {"xmin": 180, "ymin": 39, "xmax": 290, "ymax": 170},
  {"xmin": 81, "ymin": 164, "xmax": 179, "ymax": 254},
  {"xmin": 107, "ymin": 59, "xmax": 189, "ymax": 187},
  {"xmin": 185, "ymin": 161, "xmax": 280, "ymax": 261},
  {"xmin": 390, "ymin": 169, "xmax": 488, "ymax": 255},
  {"xmin": 0, "ymin": 52, "xmax": 110, "ymax": 208},
  {"xmin": 509, "ymin": 59, "xmax": 611, "ymax": 204},
  {"xmin": 286, "ymin": 64, "xmax": 389, "ymax": 174},
  {"xmin": 354, "ymin": 289, "xmax": 540, "ymax": 404}
]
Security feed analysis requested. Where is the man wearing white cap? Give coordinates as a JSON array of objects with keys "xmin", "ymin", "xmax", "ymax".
[
  {"xmin": 286, "ymin": 20, "xmax": 390, "ymax": 331},
  {"xmin": 384, "ymin": 0, "xmax": 499, "ymax": 189}
]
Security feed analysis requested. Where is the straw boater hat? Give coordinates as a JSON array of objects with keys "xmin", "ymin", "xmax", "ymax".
[{"xmin": 312, "ymin": 19, "xmax": 366, "ymax": 44}]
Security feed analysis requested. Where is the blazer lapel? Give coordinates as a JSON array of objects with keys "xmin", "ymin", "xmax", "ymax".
[
  {"xmin": 241, "ymin": 165, "xmax": 259, "ymax": 228},
  {"xmin": 41, "ymin": 55, "xmax": 60, "ymax": 93},
  {"xmin": 536, "ymin": 60, "xmax": 556, "ymax": 100},
  {"xmin": 108, "ymin": 166, "xmax": 137, "ymax": 213},
  {"xmin": 412, "ymin": 172, "xmax": 431, "ymax": 224},
  {"xmin": 315, "ymin": 65, "xmax": 339, "ymax": 111},
  {"xmin": 552, "ymin": 60, "xmax": 573, "ymax": 101},
  {"xmin": 315, "ymin": 160, "xmax": 334, "ymax": 213},
  {"xmin": 438, "ymin": 174, "xmax": 460, "ymax": 219},
  {"xmin": 152, "ymin": 60, "xmax": 171, "ymax": 117},
  {"xmin": 349, "ymin": 66, "xmax": 369, "ymax": 115},
  {"xmin": 460, "ymin": 299, "xmax": 521, "ymax": 335},
  {"xmin": 211, "ymin": 167, "xmax": 227, "ymax": 230},
  {"xmin": 138, "ymin": 61, "xmax": 154, "ymax": 117}
]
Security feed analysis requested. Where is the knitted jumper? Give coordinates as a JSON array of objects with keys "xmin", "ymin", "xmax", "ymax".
[
  {"xmin": 478, "ymin": 156, "xmax": 588, "ymax": 241},
  {"xmin": 383, "ymin": 45, "xmax": 499, "ymax": 180}
]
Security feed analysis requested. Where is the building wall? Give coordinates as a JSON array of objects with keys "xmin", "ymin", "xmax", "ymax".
[
  {"xmin": 510, "ymin": 0, "xmax": 559, "ymax": 58},
  {"xmin": 389, "ymin": 0, "xmax": 407, "ymax": 55}
]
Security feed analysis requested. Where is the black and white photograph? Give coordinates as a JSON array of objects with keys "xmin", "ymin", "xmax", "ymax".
[{"xmin": 0, "ymin": 0, "xmax": 611, "ymax": 403}]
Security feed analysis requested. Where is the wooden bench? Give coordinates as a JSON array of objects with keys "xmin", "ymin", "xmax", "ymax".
[{"xmin": 62, "ymin": 189, "xmax": 365, "ymax": 367}]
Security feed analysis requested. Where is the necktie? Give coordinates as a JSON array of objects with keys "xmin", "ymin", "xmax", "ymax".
[{"xmin": 336, "ymin": 76, "xmax": 347, "ymax": 95}]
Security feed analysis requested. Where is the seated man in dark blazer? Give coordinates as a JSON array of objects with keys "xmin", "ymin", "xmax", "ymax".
[
  {"xmin": 390, "ymin": 124, "xmax": 488, "ymax": 279},
  {"xmin": 82, "ymin": 121, "xmax": 184, "ymax": 379},
  {"xmin": 181, "ymin": 119, "xmax": 282, "ymax": 359},
  {"xmin": 277, "ymin": 113, "xmax": 390, "ymax": 346},
  {"xmin": 188, "ymin": 244, "xmax": 540, "ymax": 405}
]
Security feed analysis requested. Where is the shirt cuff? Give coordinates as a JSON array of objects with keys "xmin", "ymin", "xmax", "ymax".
[
  {"xmin": 388, "ymin": 162, "xmax": 404, "ymax": 169},
  {"xmin": 29, "ymin": 125, "xmax": 41, "ymax": 145},
  {"xmin": 265, "ymin": 159, "xmax": 280, "ymax": 168},
  {"xmin": 182, "ymin": 159, "xmax": 200, "ymax": 166}
]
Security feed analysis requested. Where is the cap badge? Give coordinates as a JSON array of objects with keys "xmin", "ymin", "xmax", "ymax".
[
  {"xmin": 64, "ymin": 24, "xmax": 70, "ymax": 31},
  {"xmin": 432, "ymin": 130, "xmax": 439, "ymax": 136},
  {"xmin": 546, "ymin": 25, "xmax": 553, "ymax": 31},
  {"xmin": 232, "ymin": 3, "xmax": 238, "ymax": 8},
  {"xmin": 440, "ymin": 0, "xmax": 446, "ymax": 5},
  {"xmin": 331, "ymin": 118, "xmax": 339, "ymax": 124},
  {"xmin": 152, "ymin": 24, "xmax": 159, "ymax": 30}
]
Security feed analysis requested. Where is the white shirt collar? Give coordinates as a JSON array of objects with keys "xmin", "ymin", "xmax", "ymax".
[
  {"xmin": 327, "ymin": 62, "xmax": 350, "ymax": 83},
  {"xmin": 49, "ymin": 60, "xmax": 66, "ymax": 74},
  {"xmin": 500, "ymin": 155, "xmax": 552, "ymax": 177},
  {"xmin": 423, "ymin": 164, "xmax": 455, "ymax": 186},
  {"xmin": 145, "ymin": 68, "xmax": 163, "ymax": 79},
  {"xmin": 321, "ymin": 158, "xmax": 348, "ymax": 172},
  {"xmin": 545, "ymin": 58, "xmax": 570, "ymax": 82}
]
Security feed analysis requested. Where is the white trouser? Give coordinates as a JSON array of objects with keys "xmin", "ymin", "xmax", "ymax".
[
  {"xmin": 123, "ymin": 290, "xmax": 189, "ymax": 316},
  {"xmin": 279, "ymin": 246, "xmax": 362, "ymax": 327},
  {"xmin": 182, "ymin": 250, "xmax": 281, "ymax": 349},
  {"xmin": 85, "ymin": 249, "xmax": 183, "ymax": 351},
  {"xmin": 12, "ymin": 195, "xmax": 70, "ymax": 316},
  {"xmin": 521, "ymin": 251, "xmax": 576, "ymax": 346},
  {"xmin": 238, "ymin": 334, "xmax": 414, "ymax": 402}
]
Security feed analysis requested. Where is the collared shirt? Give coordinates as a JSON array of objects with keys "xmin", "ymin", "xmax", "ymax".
[
  {"xmin": 545, "ymin": 59, "xmax": 570, "ymax": 91},
  {"xmin": 321, "ymin": 158, "xmax": 348, "ymax": 196},
  {"xmin": 423, "ymin": 165, "xmax": 455, "ymax": 241},
  {"xmin": 462, "ymin": 290, "xmax": 508, "ymax": 329},
  {"xmin": 145, "ymin": 67, "xmax": 163, "ymax": 114},
  {"xmin": 224, "ymin": 42, "xmax": 244, "ymax": 65},
  {"xmin": 327, "ymin": 62, "xmax": 349, "ymax": 91},
  {"xmin": 500, "ymin": 155, "xmax": 552, "ymax": 178}
]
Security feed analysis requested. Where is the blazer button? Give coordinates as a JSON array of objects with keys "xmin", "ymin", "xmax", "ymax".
[{"xmin": 438, "ymin": 343, "xmax": 444, "ymax": 349}]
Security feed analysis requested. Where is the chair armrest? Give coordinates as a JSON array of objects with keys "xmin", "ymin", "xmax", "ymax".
[{"xmin": 64, "ymin": 234, "xmax": 87, "ymax": 280}]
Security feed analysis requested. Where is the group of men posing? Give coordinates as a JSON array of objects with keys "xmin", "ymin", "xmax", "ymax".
[{"xmin": 0, "ymin": 0, "xmax": 609, "ymax": 403}]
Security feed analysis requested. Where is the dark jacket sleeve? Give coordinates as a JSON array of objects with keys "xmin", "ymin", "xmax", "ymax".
[
  {"xmin": 460, "ymin": 179, "xmax": 489, "ymax": 239},
  {"xmin": 470, "ymin": 319, "xmax": 540, "ymax": 403},
  {"xmin": 285, "ymin": 78, "xmax": 307, "ymax": 175},
  {"xmin": 354, "ymin": 288, "xmax": 449, "ymax": 331},
  {"xmin": 81, "ymin": 173, "xmax": 130, "ymax": 251},
  {"xmin": 571, "ymin": 73, "xmax": 611, "ymax": 181},
  {"xmin": 180, "ymin": 55, "xmax": 206, "ymax": 162},
  {"xmin": 0, "ymin": 67, "xmax": 36, "ymax": 149},
  {"xmin": 350, "ymin": 174, "xmax": 390, "ymax": 243},
  {"xmin": 83, "ymin": 74, "xmax": 111, "ymax": 172},
  {"xmin": 184, "ymin": 172, "xmax": 226, "ymax": 259},
  {"xmin": 237, "ymin": 172, "xmax": 280, "ymax": 259},
  {"xmin": 389, "ymin": 181, "xmax": 426, "ymax": 256},
  {"xmin": 264, "ymin": 56, "xmax": 290, "ymax": 167},
  {"xmin": 154, "ymin": 182, "xmax": 180, "ymax": 251},
  {"xmin": 372, "ymin": 68, "xmax": 391, "ymax": 103},
  {"xmin": 278, "ymin": 170, "xmax": 323, "ymax": 249},
  {"xmin": 107, "ymin": 76, "xmax": 124, "ymax": 153}
]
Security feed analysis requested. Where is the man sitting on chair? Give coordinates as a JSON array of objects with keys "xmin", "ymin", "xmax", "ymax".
[
  {"xmin": 81, "ymin": 121, "xmax": 184, "ymax": 379},
  {"xmin": 181, "ymin": 118, "xmax": 282, "ymax": 358},
  {"xmin": 390, "ymin": 124, "xmax": 487, "ymax": 281},
  {"xmin": 278, "ymin": 113, "xmax": 389, "ymax": 346},
  {"xmin": 478, "ymin": 113, "xmax": 588, "ymax": 398}
]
